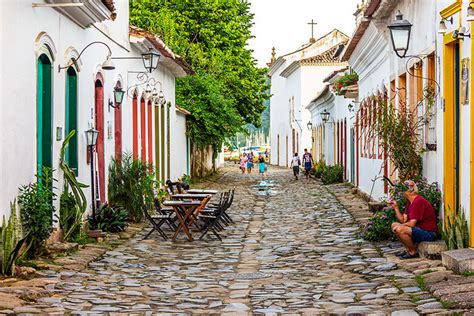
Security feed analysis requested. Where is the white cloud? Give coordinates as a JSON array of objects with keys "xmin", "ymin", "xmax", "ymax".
[{"xmin": 248, "ymin": 0, "xmax": 359, "ymax": 67}]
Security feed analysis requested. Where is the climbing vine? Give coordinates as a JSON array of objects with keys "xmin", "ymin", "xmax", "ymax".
[{"xmin": 358, "ymin": 61, "xmax": 438, "ymax": 181}]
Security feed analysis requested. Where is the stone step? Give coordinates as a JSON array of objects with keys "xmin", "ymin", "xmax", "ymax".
[
  {"xmin": 442, "ymin": 248, "xmax": 474, "ymax": 273},
  {"xmin": 418, "ymin": 240, "xmax": 447, "ymax": 260}
]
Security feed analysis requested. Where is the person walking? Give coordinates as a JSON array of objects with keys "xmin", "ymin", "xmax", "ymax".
[
  {"xmin": 258, "ymin": 153, "xmax": 265, "ymax": 177},
  {"xmin": 239, "ymin": 153, "xmax": 247, "ymax": 174},
  {"xmin": 247, "ymin": 152, "xmax": 254, "ymax": 174},
  {"xmin": 291, "ymin": 152, "xmax": 301, "ymax": 180},
  {"xmin": 302, "ymin": 148, "xmax": 314, "ymax": 179}
]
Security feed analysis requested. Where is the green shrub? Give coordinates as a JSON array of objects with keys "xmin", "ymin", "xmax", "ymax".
[
  {"xmin": 88, "ymin": 203, "xmax": 128, "ymax": 233},
  {"xmin": 321, "ymin": 164, "xmax": 343, "ymax": 184},
  {"xmin": 108, "ymin": 153, "xmax": 155, "ymax": 222},
  {"xmin": 362, "ymin": 207, "xmax": 396, "ymax": 241},
  {"xmin": 313, "ymin": 160, "xmax": 327, "ymax": 178},
  {"xmin": 58, "ymin": 130, "xmax": 88, "ymax": 241},
  {"xmin": 18, "ymin": 167, "xmax": 56, "ymax": 259}
]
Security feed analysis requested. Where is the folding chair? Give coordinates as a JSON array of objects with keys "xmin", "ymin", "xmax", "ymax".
[
  {"xmin": 142, "ymin": 205, "xmax": 175, "ymax": 240},
  {"xmin": 198, "ymin": 195, "xmax": 227, "ymax": 241},
  {"xmin": 154, "ymin": 198, "xmax": 177, "ymax": 231}
]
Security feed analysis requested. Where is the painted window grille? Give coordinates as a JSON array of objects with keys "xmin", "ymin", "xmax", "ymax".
[{"xmin": 426, "ymin": 53, "xmax": 437, "ymax": 146}]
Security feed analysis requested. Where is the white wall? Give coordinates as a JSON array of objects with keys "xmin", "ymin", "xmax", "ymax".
[{"xmin": 0, "ymin": 1, "xmax": 189, "ymax": 219}]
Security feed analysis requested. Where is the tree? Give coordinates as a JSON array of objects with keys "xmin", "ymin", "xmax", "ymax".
[{"xmin": 130, "ymin": 0, "xmax": 270, "ymax": 153}]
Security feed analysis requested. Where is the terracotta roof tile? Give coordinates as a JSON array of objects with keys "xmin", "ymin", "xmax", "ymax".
[{"xmin": 300, "ymin": 41, "xmax": 348, "ymax": 64}]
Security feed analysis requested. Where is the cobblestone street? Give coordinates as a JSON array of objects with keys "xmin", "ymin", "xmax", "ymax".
[{"xmin": 17, "ymin": 165, "xmax": 446, "ymax": 314}]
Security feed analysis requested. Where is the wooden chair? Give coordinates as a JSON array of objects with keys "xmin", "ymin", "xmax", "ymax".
[{"xmin": 142, "ymin": 204, "xmax": 176, "ymax": 240}]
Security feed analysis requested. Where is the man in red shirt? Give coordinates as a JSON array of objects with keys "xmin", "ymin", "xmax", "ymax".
[{"xmin": 388, "ymin": 180, "xmax": 438, "ymax": 259}]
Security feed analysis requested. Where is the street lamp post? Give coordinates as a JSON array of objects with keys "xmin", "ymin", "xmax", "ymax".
[{"xmin": 85, "ymin": 128, "xmax": 99, "ymax": 228}]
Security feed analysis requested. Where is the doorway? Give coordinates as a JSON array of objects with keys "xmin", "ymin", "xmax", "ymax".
[
  {"xmin": 94, "ymin": 77, "xmax": 105, "ymax": 202},
  {"xmin": 443, "ymin": 38, "xmax": 460, "ymax": 218},
  {"xmin": 37, "ymin": 54, "xmax": 53, "ymax": 174}
]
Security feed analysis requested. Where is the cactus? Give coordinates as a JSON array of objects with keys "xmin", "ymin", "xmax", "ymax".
[
  {"xmin": 1, "ymin": 201, "xmax": 27, "ymax": 276},
  {"xmin": 441, "ymin": 207, "xmax": 469, "ymax": 250}
]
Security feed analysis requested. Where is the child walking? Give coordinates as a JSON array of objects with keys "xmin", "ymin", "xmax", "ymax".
[{"xmin": 291, "ymin": 153, "xmax": 301, "ymax": 180}]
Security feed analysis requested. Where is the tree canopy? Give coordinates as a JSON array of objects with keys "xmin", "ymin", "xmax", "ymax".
[{"xmin": 130, "ymin": 0, "xmax": 270, "ymax": 149}]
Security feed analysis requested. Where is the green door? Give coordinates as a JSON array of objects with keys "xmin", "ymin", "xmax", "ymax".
[
  {"xmin": 37, "ymin": 54, "xmax": 53, "ymax": 174},
  {"xmin": 65, "ymin": 67, "xmax": 78, "ymax": 174}
]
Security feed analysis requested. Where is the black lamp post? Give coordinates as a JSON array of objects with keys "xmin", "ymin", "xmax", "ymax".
[
  {"xmin": 85, "ymin": 128, "xmax": 99, "ymax": 227},
  {"xmin": 321, "ymin": 110, "xmax": 330, "ymax": 123},
  {"xmin": 388, "ymin": 10, "xmax": 412, "ymax": 58},
  {"xmin": 142, "ymin": 48, "xmax": 161, "ymax": 73}
]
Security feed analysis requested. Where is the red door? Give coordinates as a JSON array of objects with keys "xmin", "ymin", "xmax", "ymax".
[
  {"xmin": 94, "ymin": 77, "xmax": 105, "ymax": 202},
  {"xmin": 132, "ymin": 93, "xmax": 138, "ymax": 159},
  {"xmin": 344, "ymin": 119, "xmax": 347, "ymax": 179},
  {"xmin": 147, "ymin": 100, "xmax": 153, "ymax": 164},
  {"xmin": 140, "ymin": 98, "xmax": 146, "ymax": 162},
  {"xmin": 292, "ymin": 129, "xmax": 295, "ymax": 154},
  {"xmin": 114, "ymin": 82, "xmax": 122, "ymax": 161}
]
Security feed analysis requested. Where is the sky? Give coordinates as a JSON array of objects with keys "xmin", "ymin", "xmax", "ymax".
[{"xmin": 248, "ymin": 0, "xmax": 360, "ymax": 67}]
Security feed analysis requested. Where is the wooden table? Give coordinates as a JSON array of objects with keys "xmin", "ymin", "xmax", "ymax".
[
  {"xmin": 162, "ymin": 200, "xmax": 202, "ymax": 241},
  {"xmin": 187, "ymin": 189, "xmax": 218, "ymax": 195},
  {"xmin": 171, "ymin": 194, "xmax": 210, "ymax": 201}
]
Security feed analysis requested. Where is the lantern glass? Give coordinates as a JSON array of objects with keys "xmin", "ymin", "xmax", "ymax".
[
  {"xmin": 321, "ymin": 110, "xmax": 330, "ymax": 123},
  {"xmin": 142, "ymin": 49, "xmax": 161, "ymax": 73},
  {"xmin": 388, "ymin": 11, "xmax": 412, "ymax": 58},
  {"xmin": 85, "ymin": 128, "xmax": 99, "ymax": 146},
  {"xmin": 114, "ymin": 87, "xmax": 125, "ymax": 105}
]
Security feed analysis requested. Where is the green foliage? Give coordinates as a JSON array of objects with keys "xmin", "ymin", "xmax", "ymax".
[
  {"xmin": 108, "ymin": 153, "xmax": 155, "ymax": 223},
  {"xmin": 362, "ymin": 207, "xmax": 397, "ymax": 242},
  {"xmin": 321, "ymin": 164, "xmax": 344, "ymax": 185},
  {"xmin": 313, "ymin": 159, "xmax": 327, "ymax": 178},
  {"xmin": 441, "ymin": 207, "xmax": 469, "ymax": 250},
  {"xmin": 88, "ymin": 204, "xmax": 128, "ymax": 233},
  {"xmin": 18, "ymin": 167, "xmax": 56, "ymax": 259},
  {"xmin": 1, "ymin": 201, "xmax": 28, "ymax": 276},
  {"xmin": 129, "ymin": 0, "xmax": 270, "ymax": 150},
  {"xmin": 58, "ymin": 130, "xmax": 88, "ymax": 241}
]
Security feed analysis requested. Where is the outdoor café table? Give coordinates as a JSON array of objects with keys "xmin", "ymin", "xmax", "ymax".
[
  {"xmin": 162, "ymin": 200, "xmax": 202, "ymax": 241},
  {"xmin": 186, "ymin": 189, "xmax": 218, "ymax": 195},
  {"xmin": 170, "ymin": 194, "xmax": 210, "ymax": 201}
]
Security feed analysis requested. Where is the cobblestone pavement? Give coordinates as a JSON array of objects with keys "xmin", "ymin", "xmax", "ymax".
[{"xmin": 14, "ymin": 164, "xmax": 451, "ymax": 314}]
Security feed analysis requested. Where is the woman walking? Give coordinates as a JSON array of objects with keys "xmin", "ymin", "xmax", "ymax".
[
  {"xmin": 239, "ymin": 153, "xmax": 247, "ymax": 174},
  {"xmin": 258, "ymin": 153, "xmax": 265, "ymax": 177}
]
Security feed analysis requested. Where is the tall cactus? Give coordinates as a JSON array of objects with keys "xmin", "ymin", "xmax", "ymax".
[
  {"xmin": 1, "ymin": 201, "xmax": 26, "ymax": 276},
  {"xmin": 442, "ymin": 207, "xmax": 469, "ymax": 250}
]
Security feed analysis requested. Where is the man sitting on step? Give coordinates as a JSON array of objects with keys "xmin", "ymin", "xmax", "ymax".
[{"xmin": 388, "ymin": 180, "xmax": 438, "ymax": 259}]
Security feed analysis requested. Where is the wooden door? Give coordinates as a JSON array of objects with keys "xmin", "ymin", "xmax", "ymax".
[
  {"xmin": 114, "ymin": 82, "xmax": 122, "ymax": 161},
  {"xmin": 140, "ymin": 98, "xmax": 146, "ymax": 163},
  {"xmin": 94, "ymin": 77, "xmax": 105, "ymax": 202}
]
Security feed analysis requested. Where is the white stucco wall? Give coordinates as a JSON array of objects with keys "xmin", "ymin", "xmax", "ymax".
[
  {"xmin": 346, "ymin": 0, "xmax": 438, "ymax": 200},
  {"xmin": 0, "ymin": 1, "xmax": 189, "ymax": 219}
]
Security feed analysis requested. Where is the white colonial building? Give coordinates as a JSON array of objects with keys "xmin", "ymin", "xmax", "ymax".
[
  {"xmin": 307, "ymin": 68, "xmax": 355, "ymax": 183},
  {"xmin": 268, "ymin": 30, "xmax": 348, "ymax": 167},
  {"xmin": 0, "ymin": 0, "xmax": 193, "ymax": 219},
  {"xmin": 336, "ymin": 0, "xmax": 439, "ymax": 199}
]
